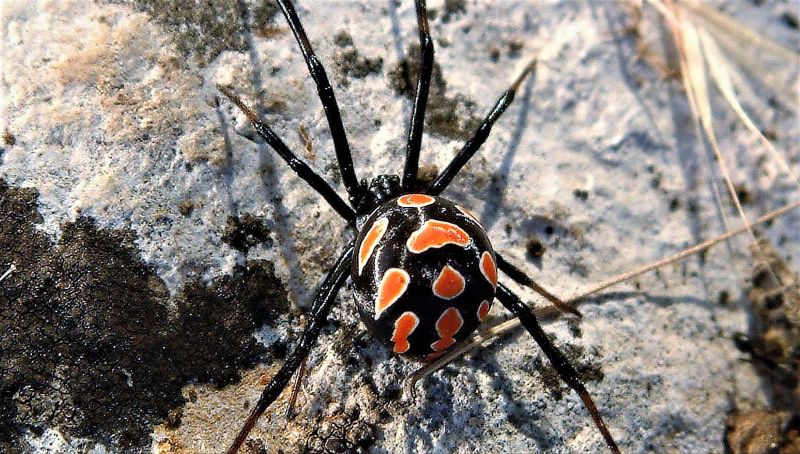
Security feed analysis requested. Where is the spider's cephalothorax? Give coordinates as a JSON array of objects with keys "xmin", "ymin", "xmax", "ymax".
[{"xmin": 352, "ymin": 194, "xmax": 496, "ymax": 359}]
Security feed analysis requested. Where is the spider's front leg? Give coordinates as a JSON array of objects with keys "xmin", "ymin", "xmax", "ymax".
[
  {"xmin": 496, "ymin": 284, "xmax": 621, "ymax": 454},
  {"xmin": 226, "ymin": 245, "xmax": 354, "ymax": 454}
]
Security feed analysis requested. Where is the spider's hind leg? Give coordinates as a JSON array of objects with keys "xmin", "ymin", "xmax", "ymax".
[
  {"xmin": 496, "ymin": 253, "xmax": 582, "ymax": 317},
  {"xmin": 226, "ymin": 246, "xmax": 354, "ymax": 454},
  {"xmin": 496, "ymin": 283, "xmax": 621, "ymax": 454}
]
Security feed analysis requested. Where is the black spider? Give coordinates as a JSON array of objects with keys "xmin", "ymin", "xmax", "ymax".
[{"xmin": 219, "ymin": 1, "xmax": 619, "ymax": 452}]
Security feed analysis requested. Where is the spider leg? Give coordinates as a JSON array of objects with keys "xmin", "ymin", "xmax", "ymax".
[
  {"xmin": 276, "ymin": 0, "xmax": 361, "ymax": 204},
  {"xmin": 496, "ymin": 284, "xmax": 620, "ymax": 454},
  {"xmin": 427, "ymin": 58, "xmax": 537, "ymax": 195},
  {"xmin": 219, "ymin": 87, "xmax": 355, "ymax": 224},
  {"xmin": 401, "ymin": 0, "xmax": 435, "ymax": 190},
  {"xmin": 496, "ymin": 253, "xmax": 582, "ymax": 317},
  {"xmin": 226, "ymin": 245, "xmax": 354, "ymax": 454}
]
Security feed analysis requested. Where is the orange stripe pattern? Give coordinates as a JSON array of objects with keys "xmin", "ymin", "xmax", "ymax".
[
  {"xmin": 391, "ymin": 312, "xmax": 419, "ymax": 354},
  {"xmin": 479, "ymin": 251, "xmax": 497, "ymax": 287},
  {"xmin": 397, "ymin": 193, "xmax": 435, "ymax": 207},
  {"xmin": 375, "ymin": 268, "xmax": 409, "ymax": 319},
  {"xmin": 431, "ymin": 307, "xmax": 464, "ymax": 352},
  {"xmin": 358, "ymin": 217, "xmax": 388, "ymax": 275},
  {"xmin": 406, "ymin": 220, "xmax": 471, "ymax": 254},
  {"xmin": 432, "ymin": 265, "xmax": 465, "ymax": 300}
]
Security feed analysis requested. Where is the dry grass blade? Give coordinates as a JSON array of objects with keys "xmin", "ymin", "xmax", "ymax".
[
  {"xmin": 678, "ymin": 0, "xmax": 800, "ymax": 66},
  {"xmin": 405, "ymin": 201, "xmax": 800, "ymax": 394},
  {"xmin": 667, "ymin": 2, "xmax": 772, "ymax": 275},
  {"xmin": 697, "ymin": 29, "xmax": 800, "ymax": 188}
]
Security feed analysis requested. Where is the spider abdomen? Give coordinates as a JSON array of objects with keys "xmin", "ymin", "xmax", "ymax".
[{"xmin": 351, "ymin": 194, "xmax": 497, "ymax": 360}]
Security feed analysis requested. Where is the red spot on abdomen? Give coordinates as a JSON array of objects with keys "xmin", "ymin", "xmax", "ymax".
[
  {"xmin": 375, "ymin": 268, "xmax": 409, "ymax": 319},
  {"xmin": 406, "ymin": 220, "xmax": 471, "ymax": 254},
  {"xmin": 477, "ymin": 300, "xmax": 491, "ymax": 322},
  {"xmin": 392, "ymin": 312, "xmax": 419, "ymax": 354},
  {"xmin": 358, "ymin": 218, "xmax": 388, "ymax": 274},
  {"xmin": 432, "ymin": 265, "xmax": 465, "ymax": 300},
  {"xmin": 480, "ymin": 251, "xmax": 497, "ymax": 287},
  {"xmin": 398, "ymin": 193, "xmax": 435, "ymax": 207},
  {"xmin": 431, "ymin": 307, "xmax": 464, "ymax": 352}
]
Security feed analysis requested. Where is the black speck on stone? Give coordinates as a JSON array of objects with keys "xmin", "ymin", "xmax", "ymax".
[
  {"xmin": 222, "ymin": 213, "xmax": 274, "ymax": 253},
  {"xmin": 669, "ymin": 197, "xmax": 681, "ymax": 212},
  {"xmin": 525, "ymin": 234, "xmax": 546, "ymax": 259},
  {"xmin": 573, "ymin": 189, "xmax": 589, "ymax": 201},
  {"xmin": 0, "ymin": 179, "xmax": 288, "ymax": 452},
  {"xmin": 781, "ymin": 12, "xmax": 799, "ymax": 30}
]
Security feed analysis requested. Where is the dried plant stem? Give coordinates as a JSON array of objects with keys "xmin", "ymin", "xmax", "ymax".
[{"xmin": 0, "ymin": 264, "xmax": 15, "ymax": 284}]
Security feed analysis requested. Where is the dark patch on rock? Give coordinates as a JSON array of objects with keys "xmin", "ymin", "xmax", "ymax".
[
  {"xmin": 333, "ymin": 30, "xmax": 354, "ymax": 48},
  {"xmin": 0, "ymin": 179, "xmax": 288, "ymax": 451},
  {"xmin": 332, "ymin": 32, "xmax": 383, "ymax": 85},
  {"xmin": 178, "ymin": 199, "xmax": 195, "ymax": 216},
  {"xmin": 335, "ymin": 48, "xmax": 384, "ymax": 82},
  {"xmin": 222, "ymin": 213, "xmax": 274, "ymax": 253},
  {"xmin": 2, "ymin": 131, "xmax": 14, "ymax": 146},
  {"xmin": 416, "ymin": 163, "xmax": 440, "ymax": 189},
  {"xmin": 122, "ymin": 0, "xmax": 279, "ymax": 66},
  {"xmin": 525, "ymin": 234, "xmax": 546, "ymax": 260},
  {"xmin": 742, "ymin": 240, "xmax": 800, "ymax": 409},
  {"xmin": 389, "ymin": 44, "xmax": 481, "ymax": 141},
  {"xmin": 442, "ymin": 0, "xmax": 467, "ymax": 23},
  {"xmin": 573, "ymin": 188, "xmax": 589, "ymax": 201}
]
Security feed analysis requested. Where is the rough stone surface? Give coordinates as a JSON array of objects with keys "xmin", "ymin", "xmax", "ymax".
[{"xmin": 1, "ymin": 0, "xmax": 798, "ymax": 453}]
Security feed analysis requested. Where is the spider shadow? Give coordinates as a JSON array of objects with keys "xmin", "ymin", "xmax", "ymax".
[
  {"xmin": 220, "ymin": 0, "xmax": 309, "ymax": 303},
  {"xmin": 477, "ymin": 66, "xmax": 537, "ymax": 233}
]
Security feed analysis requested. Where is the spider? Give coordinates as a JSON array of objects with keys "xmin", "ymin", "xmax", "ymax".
[{"xmin": 219, "ymin": 0, "xmax": 619, "ymax": 452}]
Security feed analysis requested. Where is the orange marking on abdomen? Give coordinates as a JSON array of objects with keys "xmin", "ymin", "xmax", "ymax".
[
  {"xmin": 406, "ymin": 220, "xmax": 471, "ymax": 254},
  {"xmin": 391, "ymin": 311, "xmax": 419, "ymax": 354},
  {"xmin": 431, "ymin": 307, "xmax": 464, "ymax": 352},
  {"xmin": 432, "ymin": 265, "xmax": 465, "ymax": 300},
  {"xmin": 477, "ymin": 300, "xmax": 491, "ymax": 322},
  {"xmin": 375, "ymin": 268, "xmax": 410, "ymax": 319},
  {"xmin": 358, "ymin": 217, "xmax": 389, "ymax": 275},
  {"xmin": 479, "ymin": 251, "xmax": 497, "ymax": 287},
  {"xmin": 397, "ymin": 193, "xmax": 435, "ymax": 207}
]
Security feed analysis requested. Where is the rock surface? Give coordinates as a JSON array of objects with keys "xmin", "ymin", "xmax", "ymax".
[{"xmin": 1, "ymin": 0, "xmax": 798, "ymax": 453}]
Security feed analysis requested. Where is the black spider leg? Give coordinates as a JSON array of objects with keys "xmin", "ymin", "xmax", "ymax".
[
  {"xmin": 496, "ymin": 253, "xmax": 582, "ymax": 317},
  {"xmin": 226, "ymin": 245, "xmax": 354, "ymax": 454},
  {"xmin": 276, "ymin": 0, "xmax": 361, "ymax": 204},
  {"xmin": 219, "ymin": 87, "xmax": 356, "ymax": 224},
  {"xmin": 401, "ymin": 0, "xmax": 435, "ymax": 190},
  {"xmin": 427, "ymin": 58, "xmax": 537, "ymax": 195},
  {"xmin": 496, "ymin": 284, "xmax": 621, "ymax": 454}
]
